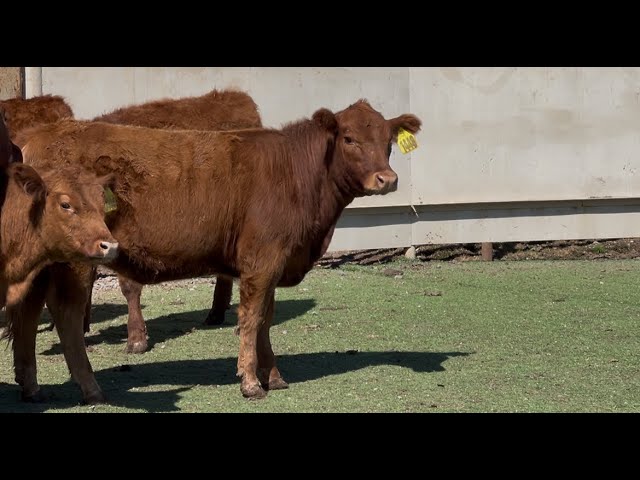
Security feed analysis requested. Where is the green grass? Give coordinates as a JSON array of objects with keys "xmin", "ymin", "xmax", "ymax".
[{"xmin": 1, "ymin": 258, "xmax": 640, "ymax": 412}]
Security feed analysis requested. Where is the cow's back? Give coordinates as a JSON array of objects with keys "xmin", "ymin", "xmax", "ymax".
[
  {"xmin": 0, "ymin": 95, "xmax": 74, "ymax": 144},
  {"xmin": 93, "ymin": 89, "xmax": 262, "ymax": 131}
]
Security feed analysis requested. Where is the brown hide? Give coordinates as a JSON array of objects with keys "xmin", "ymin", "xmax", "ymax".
[
  {"xmin": 93, "ymin": 88, "xmax": 262, "ymax": 130},
  {"xmin": 0, "ymin": 111, "xmax": 22, "ymax": 167},
  {"xmin": 16, "ymin": 99, "xmax": 421, "ymax": 402},
  {"xmin": 88, "ymin": 88, "xmax": 264, "ymax": 347},
  {"xmin": 1, "ymin": 95, "xmax": 74, "ymax": 145}
]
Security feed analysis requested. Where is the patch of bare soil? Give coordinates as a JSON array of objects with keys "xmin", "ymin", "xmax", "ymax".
[
  {"xmin": 91, "ymin": 238, "xmax": 640, "ymax": 290},
  {"xmin": 315, "ymin": 238, "xmax": 640, "ymax": 268}
]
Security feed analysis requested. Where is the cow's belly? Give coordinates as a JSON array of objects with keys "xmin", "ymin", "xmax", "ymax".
[{"xmin": 107, "ymin": 206, "xmax": 239, "ymax": 284}]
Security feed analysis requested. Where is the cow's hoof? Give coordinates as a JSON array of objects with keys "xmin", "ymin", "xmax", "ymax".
[
  {"xmin": 83, "ymin": 391, "xmax": 107, "ymax": 405},
  {"xmin": 241, "ymin": 382, "xmax": 267, "ymax": 400},
  {"xmin": 21, "ymin": 389, "xmax": 47, "ymax": 403},
  {"xmin": 203, "ymin": 311, "xmax": 225, "ymax": 326},
  {"xmin": 257, "ymin": 368, "xmax": 269, "ymax": 386},
  {"xmin": 126, "ymin": 340, "xmax": 147, "ymax": 354},
  {"xmin": 268, "ymin": 377, "xmax": 289, "ymax": 391}
]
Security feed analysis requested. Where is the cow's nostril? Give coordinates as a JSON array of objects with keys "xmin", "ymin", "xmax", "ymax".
[
  {"xmin": 376, "ymin": 174, "xmax": 386, "ymax": 187},
  {"xmin": 98, "ymin": 241, "xmax": 118, "ymax": 255}
]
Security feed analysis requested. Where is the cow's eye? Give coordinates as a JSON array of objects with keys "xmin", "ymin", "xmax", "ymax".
[
  {"xmin": 61, "ymin": 202, "xmax": 71, "ymax": 210},
  {"xmin": 344, "ymin": 136, "xmax": 354, "ymax": 145}
]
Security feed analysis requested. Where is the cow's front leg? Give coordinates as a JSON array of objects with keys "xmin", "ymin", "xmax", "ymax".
[
  {"xmin": 46, "ymin": 263, "xmax": 105, "ymax": 404},
  {"xmin": 236, "ymin": 275, "xmax": 277, "ymax": 399},
  {"xmin": 256, "ymin": 291, "xmax": 288, "ymax": 391},
  {"xmin": 9, "ymin": 269, "xmax": 49, "ymax": 402}
]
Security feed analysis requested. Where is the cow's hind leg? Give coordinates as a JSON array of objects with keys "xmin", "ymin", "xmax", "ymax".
[
  {"xmin": 47, "ymin": 263, "xmax": 105, "ymax": 404},
  {"xmin": 236, "ymin": 275, "xmax": 278, "ymax": 399},
  {"xmin": 256, "ymin": 291, "xmax": 288, "ymax": 391},
  {"xmin": 204, "ymin": 275, "xmax": 233, "ymax": 325},
  {"xmin": 9, "ymin": 269, "xmax": 49, "ymax": 402},
  {"xmin": 119, "ymin": 275, "xmax": 148, "ymax": 354}
]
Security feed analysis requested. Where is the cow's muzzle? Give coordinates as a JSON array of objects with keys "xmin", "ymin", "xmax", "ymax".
[
  {"xmin": 89, "ymin": 240, "xmax": 119, "ymax": 262},
  {"xmin": 364, "ymin": 170, "xmax": 398, "ymax": 195}
]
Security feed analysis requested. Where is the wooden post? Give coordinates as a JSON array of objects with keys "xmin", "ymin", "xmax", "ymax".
[{"xmin": 481, "ymin": 242, "xmax": 493, "ymax": 261}]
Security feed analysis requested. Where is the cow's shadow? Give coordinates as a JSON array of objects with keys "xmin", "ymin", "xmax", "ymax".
[
  {"xmin": 0, "ymin": 350, "xmax": 471, "ymax": 412},
  {"xmin": 40, "ymin": 298, "xmax": 316, "ymax": 355}
]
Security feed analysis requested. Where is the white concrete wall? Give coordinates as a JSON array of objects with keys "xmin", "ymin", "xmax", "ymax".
[
  {"xmin": 411, "ymin": 67, "xmax": 640, "ymax": 204},
  {"xmin": 30, "ymin": 67, "xmax": 640, "ymax": 250}
]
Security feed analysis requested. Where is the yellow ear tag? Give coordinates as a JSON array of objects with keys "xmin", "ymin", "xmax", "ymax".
[
  {"xmin": 397, "ymin": 127, "xmax": 418, "ymax": 154},
  {"xmin": 104, "ymin": 187, "xmax": 117, "ymax": 213}
]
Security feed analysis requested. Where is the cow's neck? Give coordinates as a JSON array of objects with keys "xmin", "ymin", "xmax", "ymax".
[
  {"xmin": 0, "ymin": 197, "xmax": 49, "ymax": 304},
  {"xmin": 284, "ymin": 120, "xmax": 354, "ymax": 264}
]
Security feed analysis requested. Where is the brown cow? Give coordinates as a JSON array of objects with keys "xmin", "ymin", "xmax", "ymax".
[
  {"xmin": 14, "ymin": 99, "xmax": 421, "ymax": 402},
  {"xmin": 1, "ymin": 111, "xmax": 115, "ymax": 306},
  {"xmin": 0, "ymin": 115, "xmax": 119, "ymax": 302},
  {"xmin": 0, "ymin": 113, "xmax": 119, "ymax": 402},
  {"xmin": 88, "ymin": 88, "xmax": 263, "ymax": 353},
  {"xmin": 1, "ymin": 94, "xmax": 73, "ymax": 142}
]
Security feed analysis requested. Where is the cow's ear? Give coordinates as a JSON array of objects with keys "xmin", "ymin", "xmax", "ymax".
[
  {"xmin": 9, "ymin": 164, "xmax": 47, "ymax": 201},
  {"xmin": 312, "ymin": 108, "xmax": 338, "ymax": 134},
  {"xmin": 389, "ymin": 114, "xmax": 422, "ymax": 136},
  {"xmin": 10, "ymin": 144, "xmax": 23, "ymax": 164}
]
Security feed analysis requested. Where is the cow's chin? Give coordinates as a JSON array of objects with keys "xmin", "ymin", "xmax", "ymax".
[
  {"xmin": 65, "ymin": 247, "xmax": 119, "ymax": 265},
  {"xmin": 363, "ymin": 183, "xmax": 398, "ymax": 196},
  {"xmin": 85, "ymin": 251, "xmax": 118, "ymax": 265},
  {"xmin": 81, "ymin": 241, "xmax": 119, "ymax": 264}
]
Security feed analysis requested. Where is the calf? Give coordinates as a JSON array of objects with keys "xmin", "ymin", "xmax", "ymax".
[
  {"xmin": 15, "ymin": 99, "xmax": 421, "ymax": 402},
  {"xmin": 89, "ymin": 88, "xmax": 263, "ymax": 353},
  {"xmin": 0, "ymin": 115, "xmax": 118, "ymax": 402},
  {"xmin": 1, "ymin": 164, "xmax": 119, "ymax": 308},
  {"xmin": 1, "ymin": 112, "xmax": 117, "ymax": 308}
]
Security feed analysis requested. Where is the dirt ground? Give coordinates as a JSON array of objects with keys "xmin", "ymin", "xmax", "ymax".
[
  {"xmin": 92, "ymin": 238, "xmax": 640, "ymax": 291},
  {"xmin": 315, "ymin": 238, "xmax": 640, "ymax": 267}
]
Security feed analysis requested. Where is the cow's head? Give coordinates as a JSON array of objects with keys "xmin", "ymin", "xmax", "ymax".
[
  {"xmin": 0, "ymin": 163, "xmax": 118, "ymax": 307},
  {"xmin": 4, "ymin": 163, "xmax": 119, "ymax": 264},
  {"xmin": 313, "ymin": 100, "xmax": 421, "ymax": 197},
  {"xmin": 39, "ymin": 167, "xmax": 118, "ymax": 263}
]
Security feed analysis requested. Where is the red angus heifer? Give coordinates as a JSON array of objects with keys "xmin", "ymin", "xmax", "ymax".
[
  {"xmin": 89, "ymin": 88, "xmax": 263, "ymax": 353},
  {"xmin": 0, "ymin": 163, "xmax": 120, "ymax": 402},
  {"xmin": 15, "ymin": 99, "xmax": 421, "ymax": 403},
  {"xmin": 0, "ymin": 114, "xmax": 118, "ymax": 402},
  {"xmin": 2, "ymin": 111, "xmax": 117, "ymax": 307}
]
